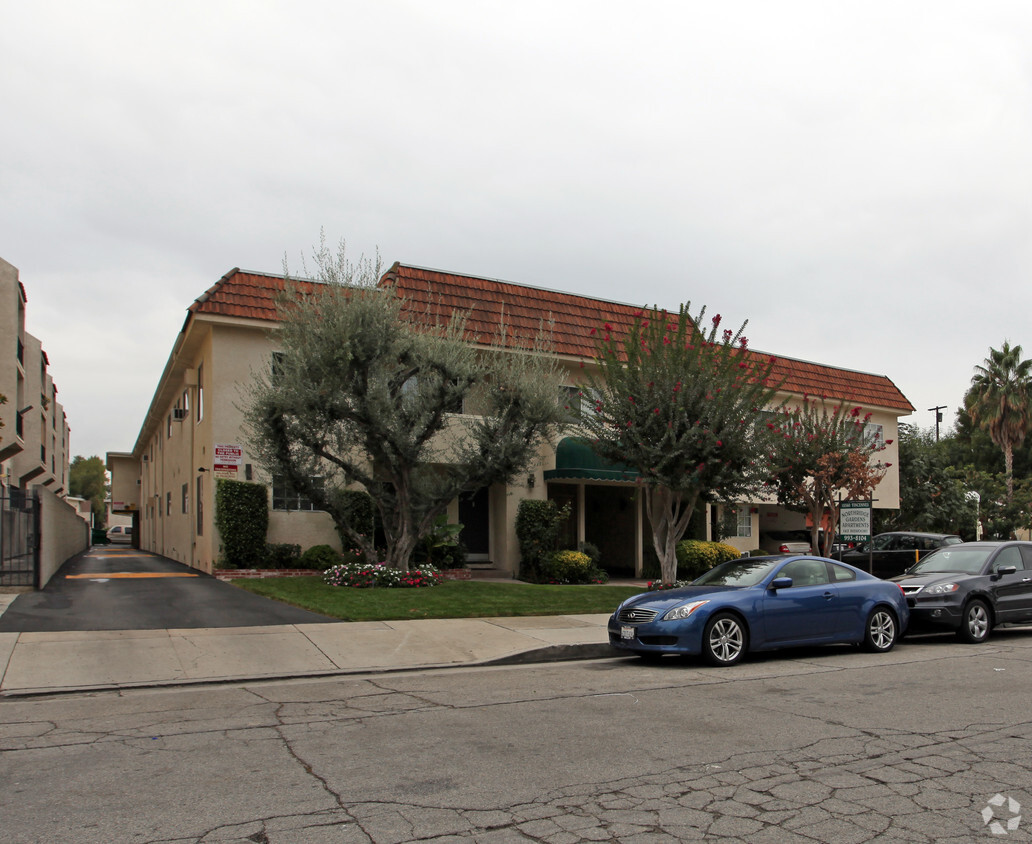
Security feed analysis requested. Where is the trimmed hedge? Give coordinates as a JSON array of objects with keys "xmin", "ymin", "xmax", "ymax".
[
  {"xmin": 515, "ymin": 499, "xmax": 571, "ymax": 581},
  {"xmin": 214, "ymin": 479, "xmax": 268, "ymax": 568},
  {"xmin": 676, "ymin": 540, "xmax": 741, "ymax": 579}
]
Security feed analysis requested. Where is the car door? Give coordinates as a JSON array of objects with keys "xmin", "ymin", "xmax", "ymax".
[
  {"xmin": 843, "ymin": 534, "xmax": 897, "ymax": 575},
  {"xmin": 873, "ymin": 534, "xmax": 915, "ymax": 579},
  {"xmin": 992, "ymin": 546, "xmax": 1032, "ymax": 622},
  {"xmin": 762, "ymin": 558, "xmax": 838, "ymax": 644}
]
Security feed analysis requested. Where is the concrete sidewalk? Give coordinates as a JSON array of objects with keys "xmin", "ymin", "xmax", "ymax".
[{"xmin": 0, "ymin": 606, "xmax": 618, "ymax": 697}]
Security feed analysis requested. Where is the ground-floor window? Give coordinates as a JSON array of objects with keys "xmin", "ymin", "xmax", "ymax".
[
  {"xmin": 733, "ymin": 506, "xmax": 752, "ymax": 538},
  {"xmin": 272, "ymin": 475, "xmax": 324, "ymax": 511}
]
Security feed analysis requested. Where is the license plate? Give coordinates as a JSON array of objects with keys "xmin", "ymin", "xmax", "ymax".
[{"xmin": 621, "ymin": 626, "xmax": 635, "ymax": 640}]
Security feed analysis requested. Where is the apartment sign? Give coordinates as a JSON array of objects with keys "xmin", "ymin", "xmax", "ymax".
[
  {"xmin": 213, "ymin": 444, "xmax": 243, "ymax": 479},
  {"xmin": 839, "ymin": 500, "xmax": 872, "ymax": 542}
]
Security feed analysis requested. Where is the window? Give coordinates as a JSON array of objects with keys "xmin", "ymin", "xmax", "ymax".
[
  {"xmin": 166, "ymin": 491, "xmax": 172, "ymax": 517},
  {"xmin": 780, "ymin": 558, "xmax": 830, "ymax": 587},
  {"xmin": 862, "ymin": 422, "xmax": 884, "ymax": 448},
  {"xmin": 560, "ymin": 386, "xmax": 597, "ymax": 421},
  {"xmin": 181, "ymin": 483, "xmax": 189, "ymax": 514},
  {"xmin": 731, "ymin": 506, "xmax": 751, "ymax": 538},
  {"xmin": 196, "ymin": 475, "xmax": 203, "ymax": 535},
  {"xmin": 993, "ymin": 546, "xmax": 1024, "ymax": 572},
  {"xmin": 197, "ymin": 363, "xmax": 204, "ymax": 422},
  {"xmin": 829, "ymin": 563, "xmax": 857, "ymax": 582},
  {"xmin": 271, "ymin": 352, "xmax": 286, "ymax": 381},
  {"xmin": 181, "ymin": 389, "xmax": 189, "ymax": 413},
  {"xmin": 272, "ymin": 475, "xmax": 324, "ymax": 511},
  {"xmin": 167, "ymin": 413, "xmax": 172, "ymax": 439}
]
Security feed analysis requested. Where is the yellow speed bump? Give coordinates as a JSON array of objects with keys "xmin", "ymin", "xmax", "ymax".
[{"xmin": 66, "ymin": 572, "xmax": 199, "ymax": 579}]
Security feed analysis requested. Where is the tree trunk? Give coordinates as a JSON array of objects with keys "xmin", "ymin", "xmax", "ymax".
[
  {"xmin": 1005, "ymin": 443, "xmax": 1015, "ymax": 502},
  {"xmin": 644, "ymin": 485, "xmax": 698, "ymax": 585}
]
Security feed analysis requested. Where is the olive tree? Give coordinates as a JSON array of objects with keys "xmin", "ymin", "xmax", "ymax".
[
  {"xmin": 577, "ymin": 305, "xmax": 780, "ymax": 585},
  {"xmin": 243, "ymin": 238, "xmax": 565, "ymax": 570}
]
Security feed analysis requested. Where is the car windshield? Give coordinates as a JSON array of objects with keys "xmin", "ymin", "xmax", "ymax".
[
  {"xmin": 909, "ymin": 548, "xmax": 991, "ymax": 575},
  {"xmin": 694, "ymin": 558, "xmax": 780, "ymax": 587}
]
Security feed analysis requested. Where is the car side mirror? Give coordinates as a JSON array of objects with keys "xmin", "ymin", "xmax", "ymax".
[
  {"xmin": 994, "ymin": 565, "xmax": 1018, "ymax": 577},
  {"xmin": 771, "ymin": 577, "xmax": 793, "ymax": 590}
]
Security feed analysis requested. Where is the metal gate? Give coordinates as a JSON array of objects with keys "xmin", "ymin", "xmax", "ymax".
[{"xmin": 0, "ymin": 485, "xmax": 39, "ymax": 588}]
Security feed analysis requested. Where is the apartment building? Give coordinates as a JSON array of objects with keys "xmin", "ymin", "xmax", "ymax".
[
  {"xmin": 0, "ymin": 258, "xmax": 71, "ymax": 493},
  {"xmin": 108, "ymin": 264, "xmax": 913, "ymax": 576}
]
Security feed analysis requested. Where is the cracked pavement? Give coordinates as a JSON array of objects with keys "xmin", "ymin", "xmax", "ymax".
[{"xmin": 3, "ymin": 630, "xmax": 1032, "ymax": 842}]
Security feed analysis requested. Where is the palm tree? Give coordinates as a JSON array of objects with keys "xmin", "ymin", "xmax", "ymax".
[{"xmin": 965, "ymin": 341, "xmax": 1032, "ymax": 501}]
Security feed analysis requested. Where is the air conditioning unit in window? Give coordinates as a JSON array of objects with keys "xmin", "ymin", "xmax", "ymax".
[{"xmin": 173, "ymin": 408, "xmax": 187, "ymax": 421}]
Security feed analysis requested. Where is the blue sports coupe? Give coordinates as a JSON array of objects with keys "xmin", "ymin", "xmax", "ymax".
[{"xmin": 609, "ymin": 555, "xmax": 910, "ymax": 666}]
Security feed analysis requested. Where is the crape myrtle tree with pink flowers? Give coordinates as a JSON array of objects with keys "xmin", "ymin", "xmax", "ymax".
[
  {"xmin": 763, "ymin": 396, "xmax": 891, "ymax": 557},
  {"xmin": 575, "ymin": 304, "xmax": 781, "ymax": 587}
]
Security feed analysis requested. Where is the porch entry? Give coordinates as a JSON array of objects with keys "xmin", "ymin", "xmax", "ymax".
[{"xmin": 547, "ymin": 482, "xmax": 638, "ymax": 577}]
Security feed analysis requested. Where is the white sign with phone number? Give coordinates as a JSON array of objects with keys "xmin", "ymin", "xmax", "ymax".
[{"xmin": 839, "ymin": 500, "xmax": 872, "ymax": 542}]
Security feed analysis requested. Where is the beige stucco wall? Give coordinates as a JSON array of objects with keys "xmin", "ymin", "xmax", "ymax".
[{"xmin": 37, "ymin": 485, "xmax": 90, "ymax": 587}]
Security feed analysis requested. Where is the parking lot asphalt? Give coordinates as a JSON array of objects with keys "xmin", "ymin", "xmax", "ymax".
[{"xmin": 0, "ymin": 547, "xmax": 337, "ymax": 632}]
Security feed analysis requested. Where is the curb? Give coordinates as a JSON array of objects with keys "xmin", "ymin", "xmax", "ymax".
[{"xmin": 0, "ymin": 642, "xmax": 621, "ymax": 699}]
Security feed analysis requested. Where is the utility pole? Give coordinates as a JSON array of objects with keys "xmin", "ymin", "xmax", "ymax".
[{"xmin": 928, "ymin": 405, "xmax": 946, "ymax": 441}]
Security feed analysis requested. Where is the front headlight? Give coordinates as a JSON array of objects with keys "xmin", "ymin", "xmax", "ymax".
[
  {"xmin": 924, "ymin": 582, "xmax": 959, "ymax": 595},
  {"xmin": 663, "ymin": 600, "xmax": 710, "ymax": 621}
]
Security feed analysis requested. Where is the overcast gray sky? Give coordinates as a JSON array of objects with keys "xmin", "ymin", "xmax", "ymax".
[{"xmin": 4, "ymin": 1, "xmax": 1031, "ymax": 459}]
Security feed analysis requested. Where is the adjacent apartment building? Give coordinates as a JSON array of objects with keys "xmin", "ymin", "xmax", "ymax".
[
  {"xmin": 0, "ymin": 258, "xmax": 71, "ymax": 494},
  {"xmin": 108, "ymin": 264, "xmax": 914, "ymax": 577}
]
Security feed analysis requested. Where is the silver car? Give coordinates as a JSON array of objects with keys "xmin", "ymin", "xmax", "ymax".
[{"xmin": 759, "ymin": 530, "xmax": 812, "ymax": 555}]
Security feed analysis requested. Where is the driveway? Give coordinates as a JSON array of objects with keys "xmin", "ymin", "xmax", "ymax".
[{"xmin": 0, "ymin": 546, "xmax": 337, "ymax": 632}]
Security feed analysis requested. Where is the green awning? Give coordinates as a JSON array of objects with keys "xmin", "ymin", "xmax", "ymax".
[{"xmin": 544, "ymin": 437, "xmax": 639, "ymax": 482}]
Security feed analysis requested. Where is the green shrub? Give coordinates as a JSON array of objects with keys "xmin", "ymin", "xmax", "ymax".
[
  {"xmin": 541, "ymin": 549, "xmax": 609, "ymax": 584},
  {"xmin": 298, "ymin": 544, "xmax": 341, "ymax": 570},
  {"xmin": 676, "ymin": 540, "xmax": 741, "ymax": 579},
  {"xmin": 214, "ymin": 479, "xmax": 269, "ymax": 568},
  {"xmin": 577, "ymin": 541, "xmax": 601, "ymax": 567},
  {"xmin": 264, "ymin": 543, "xmax": 301, "ymax": 569},
  {"xmin": 515, "ymin": 499, "xmax": 571, "ymax": 581},
  {"xmin": 412, "ymin": 515, "xmax": 467, "ymax": 569}
]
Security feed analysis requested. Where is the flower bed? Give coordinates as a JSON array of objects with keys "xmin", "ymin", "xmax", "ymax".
[
  {"xmin": 324, "ymin": 562, "xmax": 444, "ymax": 588},
  {"xmin": 218, "ymin": 567, "xmax": 470, "ymax": 582}
]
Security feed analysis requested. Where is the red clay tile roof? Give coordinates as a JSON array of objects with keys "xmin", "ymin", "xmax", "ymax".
[
  {"xmin": 190, "ymin": 265, "xmax": 914, "ymax": 414},
  {"xmin": 188, "ymin": 269, "xmax": 323, "ymax": 321}
]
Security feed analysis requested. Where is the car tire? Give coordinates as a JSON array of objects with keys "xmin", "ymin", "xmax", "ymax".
[
  {"xmin": 861, "ymin": 607, "xmax": 898, "ymax": 653},
  {"xmin": 956, "ymin": 599, "xmax": 991, "ymax": 644},
  {"xmin": 701, "ymin": 612, "xmax": 747, "ymax": 667}
]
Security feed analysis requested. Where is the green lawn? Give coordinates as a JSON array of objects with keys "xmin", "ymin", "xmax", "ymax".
[{"xmin": 230, "ymin": 577, "xmax": 644, "ymax": 622}]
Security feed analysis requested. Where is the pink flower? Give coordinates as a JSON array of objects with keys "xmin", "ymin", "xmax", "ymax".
[{"xmin": 712, "ymin": 314, "xmax": 722, "ymax": 327}]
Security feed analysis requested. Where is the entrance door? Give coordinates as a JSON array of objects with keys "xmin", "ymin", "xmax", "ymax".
[
  {"xmin": 459, "ymin": 487, "xmax": 490, "ymax": 563},
  {"xmin": 585, "ymin": 486, "xmax": 636, "ymax": 577}
]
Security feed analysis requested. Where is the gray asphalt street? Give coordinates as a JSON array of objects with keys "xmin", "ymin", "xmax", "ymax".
[
  {"xmin": 0, "ymin": 547, "xmax": 336, "ymax": 632},
  {"xmin": 4, "ymin": 630, "xmax": 1032, "ymax": 842}
]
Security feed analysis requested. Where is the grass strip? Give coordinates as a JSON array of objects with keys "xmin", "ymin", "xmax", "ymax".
[{"xmin": 230, "ymin": 577, "xmax": 643, "ymax": 622}]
